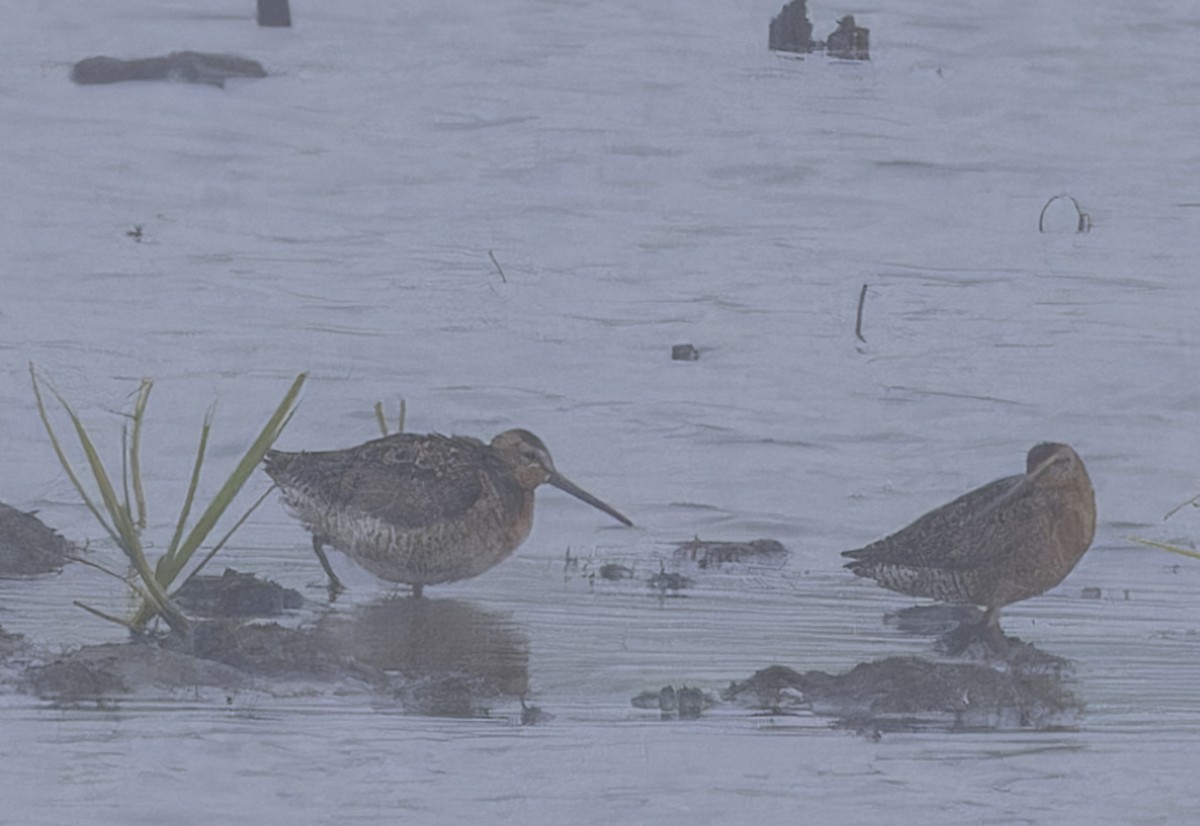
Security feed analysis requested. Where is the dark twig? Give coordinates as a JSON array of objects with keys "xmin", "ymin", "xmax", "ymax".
[
  {"xmin": 487, "ymin": 250, "xmax": 508, "ymax": 284},
  {"xmin": 1039, "ymin": 194, "xmax": 1092, "ymax": 234},
  {"xmin": 855, "ymin": 284, "xmax": 869, "ymax": 343},
  {"xmin": 68, "ymin": 553, "xmax": 136, "ymax": 587},
  {"xmin": 74, "ymin": 600, "xmax": 137, "ymax": 630},
  {"xmin": 1164, "ymin": 494, "xmax": 1200, "ymax": 521}
]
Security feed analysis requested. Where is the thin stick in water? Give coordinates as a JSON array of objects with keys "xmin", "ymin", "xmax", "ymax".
[
  {"xmin": 374, "ymin": 401, "xmax": 389, "ymax": 437},
  {"xmin": 855, "ymin": 284, "xmax": 869, "ymax": 343},
  {"xmin": 488, "ymin": 250, "xmax": 508, "ymax": 284},
  {"xmin": 1164, "ymin": 494, "xmax": 1200, "ymax": 521}
]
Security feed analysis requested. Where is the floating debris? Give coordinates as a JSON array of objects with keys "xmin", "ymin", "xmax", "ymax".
[
  {"xmin": 1038, "ymin": 194, "xmax": 1093, "ymax": 234},
  {"xmin": 648, "ymin": 568, "xmax": 693, "ymax": 595},
  {"xmin": 671, "ymin": 344, "xmax": 700, "ymax": 361},
  {"xmin": 672, "ymin": 537, "xmax": 789, "ymax": 570},
  {"xmin": 0, "ymin": 502, "xmax": 74, "ymax": 576}
]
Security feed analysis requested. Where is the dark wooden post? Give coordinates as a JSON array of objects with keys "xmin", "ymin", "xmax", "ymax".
[{"xmin": 257, "ymin": 0, "xmax": 291, "ymax": 27}]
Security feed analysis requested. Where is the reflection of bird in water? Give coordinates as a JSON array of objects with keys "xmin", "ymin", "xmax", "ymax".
[
  {"xmin": 264, "ymin": 429, "xmax": 632, "ymax": 596},
  {"xmin": 842, "ymin": 443, "xmax": 1096, "ymax": 643},
  {"xmin": 318, "ymin": 597, "xmax": 530, "ymax": 709}
]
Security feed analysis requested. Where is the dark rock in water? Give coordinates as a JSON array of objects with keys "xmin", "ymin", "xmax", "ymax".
[
  {"xmin": 71, "ymin": 52, "xmax": 267, "ymax": 88},
  {"xmin": 631, "ymin": 684, "xmax": 715, "ymax": 719},
  {"xmin": 672, "ymin": 537, "xmax": 789, "ymax": 570},
  {"xmin": 825, "ymin": 15, "xmax": 870, "ymax": 60},
  {"xmin": 257, "ymin": 0, "xmax": 292, "ymax": 27},
  {"xmin": 722, "ymin": 657, "xmax": 1082, "ymax": 732},
  {"xmin": 769, "ymin": 0, "xmax": 815, "ymax": 54},
  {"xmin": 671, "ymin": 344, "xmax": 700, "ymax": 361},
  {"xmin": 174, "ymin": 568, "xmax": 303, "ymax": 618},
  {"xmin": 0, "ymin": 503, "xmax": 73, "ymax": 576}
]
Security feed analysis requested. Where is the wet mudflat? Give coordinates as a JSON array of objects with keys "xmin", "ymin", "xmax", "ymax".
[{"xmin": 3, "ymin": 0, "xmax": 1200, "ymax": 823}]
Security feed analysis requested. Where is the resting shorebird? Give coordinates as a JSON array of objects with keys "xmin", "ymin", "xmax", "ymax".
[
  {"xmin": 842, "ymin": 443, "xmax": 1095, "ymax": 643},
  {"xmin": 264, "ymin": 429, "xmax": 632, "ymax": 596}
]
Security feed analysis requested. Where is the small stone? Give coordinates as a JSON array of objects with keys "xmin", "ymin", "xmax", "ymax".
[{"xmin": 598, "ymin": 563, "xmax": 634, "ymax": 581}]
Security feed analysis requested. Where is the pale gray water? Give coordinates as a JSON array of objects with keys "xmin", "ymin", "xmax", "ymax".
[{"xmin": 2, "ymin": 0, "xmax": 1199, "ymax": 822}]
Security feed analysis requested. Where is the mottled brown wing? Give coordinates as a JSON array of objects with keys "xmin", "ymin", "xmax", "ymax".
[
  {"xmin": 842, "ymin": 473, "xmax": 1034, "ymax": 571},
  {"xmin": 332, "ymin": 433, "xmax": 496, "ymax": 528},
  {"xmin": 265, "ymin": 433, "xmax": 500, "ymax": 529}
]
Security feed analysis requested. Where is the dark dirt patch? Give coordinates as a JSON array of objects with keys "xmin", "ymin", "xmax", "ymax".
[
  {"xmin": 174, "ymin": 568, "xmax": 303, "ymax": 618},
  {"xmin": 12, "ymin": 598, "xmax": 530, "ymax": 718},
  {"xmin": 0, "ymin": 503, "xmax": 74, "ymax": 576},
  {"xmin": 720, "ymin": 657, "xmax": 1082, "ymax": 733}
]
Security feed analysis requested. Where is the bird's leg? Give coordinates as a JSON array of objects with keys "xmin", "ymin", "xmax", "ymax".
[
  {"xmin": 311, "ymin": 534, "xmax": 345, "ymax": 597},
  {"xmin": 938, "ymin": 605, "xmax": 1008, "ymax": 656},
  {"xmin": 411, "ymin": 583, "xmax": 424, "ymax": 599},
  {"xmin": 980, "ymin": 605, "xmax": 1000, "ymax": 629}
]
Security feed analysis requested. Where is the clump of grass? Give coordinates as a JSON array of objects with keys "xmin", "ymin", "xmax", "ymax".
[
  {"xmin": 373, "ymin": 398, "xmax": 406, "ymax": 437},
  {"xmin": 30, "ymin": 365, "xmax": 306, "ymax": 634}
]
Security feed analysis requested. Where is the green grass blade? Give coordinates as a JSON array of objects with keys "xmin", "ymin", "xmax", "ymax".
[
  {"xmin": 1130, "ymin": 536, "xmax": 1200, "ymax": 561},
  {"xmin": 175, "ymin": 485, "xmax": 275, "ymax": 590},
  {"xmin": 162, "ymin": 404, "xmax": 214, "ymax": 568},
  {"xmin": 30, "ymin": 365, "xmax": 121, "ymax": 546},
  {"xmin": 74, "ymin": 601, "xmax": 138, "ymax": 631},
  {"xmin": 31, "ymin": 366, "xmax": 184, "ymax": 631},
  {"xmin": 158, "ymin": 372, "xmax": 306, "ymax": 588},
  {"xmin": 129, "ymin": 379, "xmax": 152, "ymax": 529}
]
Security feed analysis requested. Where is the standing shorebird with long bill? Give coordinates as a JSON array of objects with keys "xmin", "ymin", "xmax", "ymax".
[
  {"xmin": 842, "ymin": 442, "xmax": 1095, "ymax": 645},
  {"xmin": 264, "ymin": 429, "xmax": 632, "ymax": 596}
]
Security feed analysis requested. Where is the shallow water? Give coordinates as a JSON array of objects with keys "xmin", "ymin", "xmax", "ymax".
[{"xmin": 2, "ymin": 0, "xmax": 1200, "ymax": 822}]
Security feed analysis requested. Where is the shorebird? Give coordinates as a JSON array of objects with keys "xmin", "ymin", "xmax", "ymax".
[
  {"xmin": 842, "ymin": 443, "xmax": 1095, "ymax": 643},
  {"xmin": 264, "ymin": 429, "xmax": 632, "ymax": 596}
]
